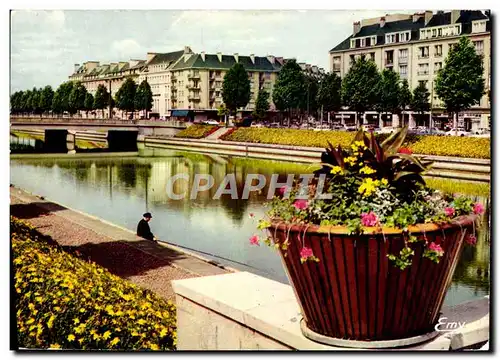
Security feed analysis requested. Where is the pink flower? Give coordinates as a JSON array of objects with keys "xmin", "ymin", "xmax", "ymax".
[
  {"xmin": 444, "ymin": 207, "xmax": 455, "ymax": 217},
  {"xmin": 248, "ymin": 213, "xmax": 255, "ymax": 218},
  {"xmin": 279, "ymin": 186, "xmax": 288, "ymax": 196},
  {"xmin": 428, "ymin": 242, "xmax": 444, "ymax": 254},
  {"xmin": 293, "ymin": 199, "xmax": 308, "ymax": 211},
  {"xmin": 300, "ymin": 247, "xmax": 314, "ymax": 260},
  {"xmin": 249, "ymin": 235, "xmax": 260, "ymax": 246},
  {"xmin": 473, "ymin": 203, "xmax": 485, "ymax": 215},
  {"xmin": 360, "ymin": 211, "xmax": 378, "ymax": 227},
  {"xmin": 466, "ymin": 234, "xmax": 477, "ymax": 245}
]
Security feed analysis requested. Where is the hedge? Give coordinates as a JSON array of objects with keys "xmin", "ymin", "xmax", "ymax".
[
  {"xmin": 174, "ymin": 125, "xmax": 218, "ymax": 139},
  {"xmin": 12, "ymin": 217, "xmax": 177, "ymax": 350},
  {"xmin": 220, "ymin": 128, "xmax": 490, "ymax": 159}
]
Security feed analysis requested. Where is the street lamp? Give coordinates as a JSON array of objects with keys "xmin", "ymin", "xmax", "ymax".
[
  {"xmin": 143, "ymin": 67, "xmax": 149, "ymax": 120},
  {"xmin": 108, "ymin": 78, "xmax": 112, "ymax": 119}
]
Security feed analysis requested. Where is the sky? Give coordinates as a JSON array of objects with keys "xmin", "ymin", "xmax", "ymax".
[{"xmin": 10, "ymin": 9, "xmax": 417, "ymax": 92}]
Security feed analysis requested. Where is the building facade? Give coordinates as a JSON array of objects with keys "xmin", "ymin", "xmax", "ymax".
[
  {"xmin": 69, "ymin": 46, "xmax": 325, "ymax": 120},
  {"xmin": 329, "ymin": 10, "xmax": 491, "ymax": 131}
]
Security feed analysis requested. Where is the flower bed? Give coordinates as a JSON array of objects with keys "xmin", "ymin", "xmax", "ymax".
[
  {"xmin": 174, "ymin": 125, "xmax": 219, "ymax": 139},
  {"xmin": 12, "ymin": 217, "xmax": 177, "ymax": 350},
  {"xmin": 221, "ymin": 128, "xmax": 490, "ymax": 159}
]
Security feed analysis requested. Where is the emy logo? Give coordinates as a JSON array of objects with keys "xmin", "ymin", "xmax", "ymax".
[{"xmin": 434, "ymin": 317, "xmax": 466, "ymax": 332}]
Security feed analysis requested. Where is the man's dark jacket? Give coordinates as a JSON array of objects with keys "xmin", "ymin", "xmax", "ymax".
[{"xmin": 137, "ymin": 219, "xmax": 154, "ymax": 241}]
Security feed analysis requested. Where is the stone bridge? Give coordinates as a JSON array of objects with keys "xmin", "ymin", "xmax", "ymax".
[{"xmin": 10, "ymin": 116, "xmax": 187, "ymax": 152}]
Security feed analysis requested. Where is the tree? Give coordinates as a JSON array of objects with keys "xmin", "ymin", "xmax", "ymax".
[
  {"xmin": 435, "ymin": 36, "xmax": 485, "ymax": 134},
  {"xmin": 93, "ymin": 84, "xmax": 110, "ymax": 118},
  {"xmin": 316, "ymin": 72, "xmax": 342, "ymax": 122},
  {"xmin": 252, "ymin": 89, "xmax": 270, "ymax": 121},
  {"xmin": 53, "ymin": 81, "xmax": 74, "ymax": 115},
  {"xmin": 341, "ymin": 57, "xmax": 381, "ymax": 126},
  {"xmin": 410, "ymin": 82, "xmax": 430, "ymax": 124},
  {"xmin": 22, "ymin": 89, "xmax": 33, "ymax": 114},
  {"xmin": 272, "ymin": 59, "xmax": 306, "ymax": 122},
  {"xmin": 222, "ymin": 63, "xmax": 251, "ymax": 117},
  {"xmin": 374, "ymin": 69, "xmax": 400, "ymax": 117},
  {"xmin": 39, "ymin": 86, "xmax": 54, "ymax": 116},
  {"xmin": 398, "ymin": 79, "xmax": 412, "ymax": 126},
  {"xmin": 115, "ymin": 78, "xmax": 137, "ymax": 119},
  {"xmin": 134, "ymin": 80, "xmax": 153, "ymax": 119},
  {"xmin": 68, "ymin": 82, "xmax": 88, "ymax": 115},
  {"xmin": 300, "ymin": 75, "xmax": 319, "ymax": 116},
  {"xmin": 84, "ymin": 92, "xmax": 94, "ymax": 118},
  {"xmin": 10, "ymin": 91, "xmax": 24, "ymax": 114},
  {"xmin": 30, "ymin": 88, "xmax": 42, "ymax": 116}
]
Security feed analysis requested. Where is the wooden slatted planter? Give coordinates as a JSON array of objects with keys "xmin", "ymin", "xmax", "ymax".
[{"xmin": 270, "ymin": 215, "xmax": 476, "ymax": 345}]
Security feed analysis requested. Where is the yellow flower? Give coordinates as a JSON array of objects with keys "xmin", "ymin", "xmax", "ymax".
[
  {"xmin": 359, "ymin": 166, "xmax": 376, "ymax": 175},
  {"xmin": 110, "ymin": 337, "xmax": 120, "ymax": 346},
  {"xmin": 137, "ymin": 319, "xmax": 146, "ymax": 325},
  {"xmin": 344, "ymin": 156, "xmax": 357, "ymax": 166},
  {"xmin": 330, "ymin": 166, "xmax": 344, "ymax": 175},
  {"xmin": 73, "ymin": 318, "xmax": 80, "ymax": 325},
  {"xmin": 103, "ymin": 330, "xmax": 111, "ymax": 340},
  {"xmin": 49, "ymin": 343, "xmax": 61, "ymax": 349},
  {"xmin": 47, "ymin": 315, "xmax": 55, "ymax": 329},
  {"xmin": 67, "ymin": 334, "xmax": 76, "ymax": 341},
  {"xmin": 149, "ymin": 343, "xmax": 160, "ymax": 350},
  {"xmin": 381, "ymin": 178, "xmax": 388, "ymax": 186},
  {"xmin": 26, "ymin": 318, "xmax": 35, "ymax": 325},
  {"xmin": 358, "ymin": 178, "xmax": 381, "ymax": 197}
]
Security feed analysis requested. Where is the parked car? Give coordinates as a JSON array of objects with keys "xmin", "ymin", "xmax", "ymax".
[
  {"xmin": 331, "ymin": 124, "xmax": 344, "ymax": 131},
  {"xmin": 313, "ymin": 124, "xmax": 331, "ymax": 131},
  {"xmin": 250, "ymin": 122, "xmax": 265, "ymax": 128},
  {"xmin": 429, "ymin": 127, "xmax": 446, "ymax": 136},
  {"xmin": 377, "ymin": 127, "xmax": 396, "ymax": 134},
  {"xmin": 299, "ymin": 123, "xmax": 310, "ymax": 130},
  {"xmin": 203, "ymin": 120, "xmax": 220, "ymax": 125},
  {"xmin": 343, "ymin": 125, "xmax": 357, "ymax": 132},
  {"xmin": 268, "ymin": 122, "xmax": 281, "ymax": 128},
  {"xmin": 445, "ymin": 128, "xmax": 470, "ymax": 137}
]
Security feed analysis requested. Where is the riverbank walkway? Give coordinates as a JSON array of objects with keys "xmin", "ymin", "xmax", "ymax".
[{"xmin": 10, "ymin": 186, "xmax": 229, "ymax": 301}]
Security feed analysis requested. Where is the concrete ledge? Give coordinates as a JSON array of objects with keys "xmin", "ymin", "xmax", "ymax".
[{"xmin": 172, "ymin": 272, "xmax": 489, "ymax": 351}]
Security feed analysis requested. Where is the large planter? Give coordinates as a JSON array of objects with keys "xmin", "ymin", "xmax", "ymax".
[{"xmin": 270, "ymin": 215, "xmax": 476, "ymax": 347}]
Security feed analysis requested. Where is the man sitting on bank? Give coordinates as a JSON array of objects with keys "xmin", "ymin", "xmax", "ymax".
[{"xmin": 137, "ymin": 212, "xmax": 157, "ymax": 242}]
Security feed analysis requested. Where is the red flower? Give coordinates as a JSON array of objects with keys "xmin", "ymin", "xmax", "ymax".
[
  {"xmin": 361, "ymin": 211, "xmax": 378, "ymax": 227},
  {"xmin": 249, "ymin": 235, "xmax": 260, "ymax": 246},
  {"xmin": 278, "ymin": 186, "xmax": 288, "ymax": 196},
  {"xmin": 293, "ymin": 199, "xmax": 308, "ymax": 210},
  {"xmin": 398, "ymin": 147, "xmax": 412, "ymax": 155},
  {"xmin": 473, "ymin": 203, "xmax": 485, "ymax": 215},
  {"xmin": 466, "ymin": 234, "xmax": 477, "ymax": 245},
  {"xmin": 248, "ymin": 213, "xmax": 255, "ymax": 218},
  {"xmin": 428, "ymin": 242, "xmax": 444, "ymax": 255},
  {"xmin": 444, "ymin": 207, "xmax": 455, "ymax": 217},
  {"xmin": 300, "ymin": 247, "xmax": 314, "ymax": 260}
]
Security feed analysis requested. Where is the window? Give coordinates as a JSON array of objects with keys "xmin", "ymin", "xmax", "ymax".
[
  {"xmin": 399, "ymin": 49, "xmax": 408, "ymax": 58},
  {"xmin": 350, "ymin": 54, "xmax": 355, "ymax": 63},
  {"xmin": 432, "ymin": 29, "xmax": 437, "ymax": 37},
  {"xmin": 370, "ymin": 52, "xmax": 375, "ymax": 60},
  {"xmin": 474, "ymin": 40, "xmax": 484, "ymax": 54},
  {"xmin": 418, "ymin": 63, "xmax": 429, "ymax": 75},
  {"xmin": 360, "ymin": 38, "xmax": 365, "ymax": 47},
  {"xmin": 418, "ymin": 46, "xmax": 429, "ymax": 58},
  {"xmin": 419, "ymin": 80, "xmax": 428, "ymax": 87},
  {"xmin": 434, "ymin": 45, "xmax": 443, "ymax": 56},
  {"xmin": 434, "ymin": 62, "xmax": 442, "ymax": 73},
  {"xmin": 399, "ymin": 65, "xmax": 408, "ymax": 77}
]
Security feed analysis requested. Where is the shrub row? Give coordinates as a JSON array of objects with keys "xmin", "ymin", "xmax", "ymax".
[
  {"xmin": 220, "ymin": 128, "xmax": 490, "ymax": 159},
  {"xmin": 12, "ymin": 217, "xmax": 177, "ymax": 350},
  {"xmin": 174, "ymin": 125, "xmax": 218, "ymax": 139}
]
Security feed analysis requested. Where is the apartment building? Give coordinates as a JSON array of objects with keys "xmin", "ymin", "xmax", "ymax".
[
  {"xmin": 329, "ymin": 10, "xmax": 491, "ymax": 130},
  {"xmin": 69, "ymin": 46, "xmax": 325, "ymax": 120}
]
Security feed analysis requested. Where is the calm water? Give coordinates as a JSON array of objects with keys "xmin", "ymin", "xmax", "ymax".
[{"xmin": 10, "ymin": 146, "xmax": 490, "ymax": 307}]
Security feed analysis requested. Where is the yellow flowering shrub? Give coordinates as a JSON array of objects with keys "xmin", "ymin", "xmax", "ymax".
[
  {"xmin": 175, "ymin": 125, "xmax": 218, "ymax": 139},
  {"xmin": 221, "ymin": 128, "xmax": 490, "ymax": 159},
  {"xmin": 11, "ymin": 217, "xmax": 177, "ymax": 350}
]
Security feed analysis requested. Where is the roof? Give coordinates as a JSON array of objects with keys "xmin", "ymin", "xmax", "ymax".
[
  {"xmin": 147, "ymin": 50, "xmax": 184, "ymax": 66},
  {"xmin": 171, "ymin": 53, "xmax": 282, "ymax": 72},
  {"xmin": 330, "ymin": 10, "xmax": 489, "ymax": 53}
]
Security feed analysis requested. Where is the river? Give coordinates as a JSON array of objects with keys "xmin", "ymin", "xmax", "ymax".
[{"xmin": 10, "ymin": 145, "xmax": 490, "ymax": 307}]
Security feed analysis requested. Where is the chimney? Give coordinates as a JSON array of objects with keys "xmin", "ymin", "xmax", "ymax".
[
  {"xmin": 451, "ymin": 10, "xmax": 460, "ymax": 24},
  {"xmin": 298, "ymin": 62, "xmax": 306, "ymax": 70},
  {"xmin": 424, "ymin": 10, "xmax": 433, "ymax": 26},
  {"xmin": 380, "ymin": 16, "xmax": 386, "ymax": 28},
  {"xmin": 184, "ymin": 46, "xmax": 192, "ymax": 54},
  {"xmin": 250, "ymin": 54, "xmax": 255, "ymax": 64},
  {"xmin": 201, "ymin": 51, "xmax": 205, "ymax": 61},
  {"xmin": 146, "ymin": 52, "xmax": 156, "ymax": 62},
  {"xmin": 312, "ymin": 65, "xmax": 318, "ymax": 72},
  {"xmin": 412, "ymin": 12, "xmax": 423, "ymax": 23},
  {"xmin": 267, "ymin": 55, "xmax": 275, "ymax": 64},
  {"xmin": 353, "ymin": 21, "xmax": 361, "ymax": 35},
  {"xmin": 217, "ymin": 52, "xmax": 222, "ymax": 62},
  {"xmin": 74, "ymin": 64, "xmax": 80, "ymax": 73},
  {"xmin": 275, "ymin": 57, "xmax": 284, "ymax": 65},
  {"xmin": 234, "ymin": 53, "xmax": 239, "ymax": 63}
]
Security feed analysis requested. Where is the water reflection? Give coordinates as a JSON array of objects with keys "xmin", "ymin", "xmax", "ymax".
[{"xmin": 10, "ymin": 147, "xmax": 490, "ymax": 306}]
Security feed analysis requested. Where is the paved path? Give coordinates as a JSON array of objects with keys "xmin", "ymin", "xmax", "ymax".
[{"xmin": 10, "ymin": 186, "xmax": 229, "ymax": 301}]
